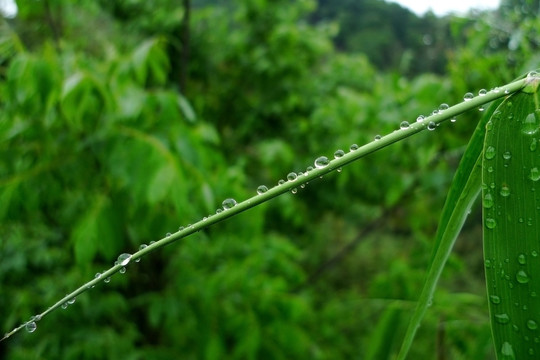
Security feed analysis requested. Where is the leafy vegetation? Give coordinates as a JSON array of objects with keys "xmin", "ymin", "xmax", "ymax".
[{"xmin": 1, "ymin": 0, "xmax": 539, "ymax": 359}]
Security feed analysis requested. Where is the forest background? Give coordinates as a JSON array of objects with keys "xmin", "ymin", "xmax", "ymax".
[{"xmin": 1, "ymin": 0, "xmax": 540, "ymax": 358}]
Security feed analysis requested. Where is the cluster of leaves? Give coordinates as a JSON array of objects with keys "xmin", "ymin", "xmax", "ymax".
[{"xmin": 1, "ymin": 0, "xmax": 539, "ymax": 358}]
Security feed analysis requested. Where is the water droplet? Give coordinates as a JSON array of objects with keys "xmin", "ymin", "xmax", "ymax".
[
  {"xmin": 490, "ymin": 295, "xmax": 501, "ymax": 304},
  {"xmin": 528, "ymin": 320, "xmax": 538, "ymax": 330},
  {"xmin": 463, "ymin": 92, "xmax": 474, "ymax": 101},
  {"xmin": 517, "ymin": 270, "xmax": 530, "ymax": 284},
  {"xmin": 399, "ymin": 121, "xmax": 410, "ymax": 129},
  {"xmin": 374, "ymin": 135, "xmax": 382, "ymax": 141},
  {"xmin": 104, "ymin": 277, "xmax": 111, "ymax": 283},
  {"xmin": 532, "ymin": 251, "xmax": 538, "ymax": 257},
  {"xmin": 495, "ymin": 313, "xmax": 510, "ymax": 324},
  {"xmin": 31, "ymin": 315, "xmax": 41, "ymax": 322},
  {"xmin": 503, "ymin": 151, "xmax": 512, "ymax": 160},
  {"xmin": 291, "ymin": 188, "xmax": 297, "ymax": 194},
  {"xmin": 222, "ymin": 198, "xmax": 237, "ymax": 210},
  {"xmin": 501, "ymin": 342, "xmax": 515, "ymax": 359},
  {"xmin": 349, "ymin": 144, "xmax": 359, "ymax": 151},
  {"xmin": 334, "ymin": 149, "xmax": 345, "ymax": 158},
  {"xmin": 485, "ymin": 146, "xmax": 496, "ymax": 160},
  {"xmin": 485, "ymin": 218, "xmax": 497, "ymax": 229},
  {"xmin": 166, "ymin": 232, "xmax": 171, "ymax": 237},
  {"xmin": 95, "ymin": 272, "xmax": 102, "ymax": 279},
  {"xmin": 427, "ymin": 121, "xmax": 436, "ymax": 131},
  {"xmin": 485, "ymin": 259, "xmax": 492, "ymax": 268},
  {"xmin": 117, "ymin": 253, "xmax": 132, "ymax": 266},
  {"xmin": 530, "ymin": 168, "xmax": 540, "ymax": 182},
  {"xmin": 300, "ymin": 183, "xmax": 306, "ymax": 189},
  {"xmin": 484, "ymin": 193, "xmax": 494, "ymax": 208},
  {"xmin": 522, "ymin": 112, "xmax": 539, "ymax": 135},
  {"xmin": 306, "ymin": 166, "xmax": 314, "ymax": 172},
  {"xmin": 257, "ymin": 185, "xmax": 268, "ymax": 194},
  {"xmin": 486, "ymin": 120, "xmax": 493, "ymax": 131},
  {"xmin": 500, "ymin": 186, "xmax": 510, "ymax": 197},
  {"xmin": 68, "ymin": 297, "xmax": 76, "ymax": 305},
  {"xmin": 450, "ymin": 117, "xmax": 457, "ymax": 123},
  {"xmin": 278, "ymin": 179, "xmax": 285, "ymax": 185},
  {"xmin": 139, "ymin": 244, "xmax": 148, "ymax": 251},
  {"xmin": 25, "ymin": 321, "xmax": 37, "ymax": 333},
  {"xmin": 216, "ymin": 208, "xmax": 223, "ymax": 214},
  {"xmin": 416, "ymin": 115, "xmax": 425, "ymax": 122},
  {"xmin": 518, "ymin": 254, "xmax": 527, "ymax": 265},
  {"xmin": 337, "ymin": 167, "xmax": 342, "ymax": 173},
  {"xmin": 149, "ymin": 241, "xmax": 156, "ymax": 245},
  {"xmin": 504, "ymin": 88, "xmax": 510, "ymax": 94},
  {"xmin": 287, "ymin": 172, "xmax": 297, "ymax": 181},
  {"xmin": 314, "ymin": 156, "xmax": 329, "ymax": 168},
  {"xmin": 439, "ymin": 103, "xmax": 449, "ymax": 111},
  {"xmin": 479, "ymin": 105, "xmax": 485, "ymax": 112},
  {"xmin": 120, "ymin": 267, "xmax": 126, "ymax": 274},
  {"xmin": 479, "ymin": 89, "xmax": 487, "ymax": 96},
  {"xmin": 61, "ymin": 302, "xmax": 68, "ymax": 309}
]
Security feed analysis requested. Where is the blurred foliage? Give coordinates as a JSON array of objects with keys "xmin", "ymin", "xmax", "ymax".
[{"xmin": 0, "ymin": 0, "xmax": 539, "ymax": 359}]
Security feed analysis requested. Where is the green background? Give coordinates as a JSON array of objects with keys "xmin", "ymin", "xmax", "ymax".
[{"xmin": 1, "ymin": 0, "xmax": 539, "ymax": 358}]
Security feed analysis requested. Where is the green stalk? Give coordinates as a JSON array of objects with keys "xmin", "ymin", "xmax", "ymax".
[{"xmin": 0, "ymin": 77, "xmax": 530, "ymax": 342}]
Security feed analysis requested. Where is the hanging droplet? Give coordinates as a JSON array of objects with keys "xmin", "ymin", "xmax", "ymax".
[
  {"xmin": 68, "ymin": 297, "xmax": 76, "ymax": 305},
  {"xmin": 287, "ymin": 172, "xmax": 297, "ymax": 181},
  {"xmin": 479, "ymin": 105, "xmax": 485, "ymax": 112},
  {"xmin": 427, "ymin": 121, "xmax": 437, "ymax": 131},
  {"xmin": 314, "ymin": 156, "xmax": 329, "ymax": 168},
  {"xmin": 483, "ymin": 193, "xmax": 494, "ymax": 208},
  {"xmin": 257, "ymin": 185, "xmax": 268, "ymax": 194},
  {"xmin": 450, "ymin": 117, "xmax": 457, "ymax": 123},
  {"xmin": 117, "ymin": 253, "xmax": 132, "ymax": 266},
  {"xmin": 337, "ymin": 167, "xmax": 342, "ymax": 173},
  {"xmin": 522, "ymin": 112, "xmax": 540, "ymax": 135},
  {"xmin": 374, "ymin": 134, "xmax": 382, "ymax": 141},
  {"xmin": 531, "ymin": 138, "xmax": 538, "ymax": 152},
  {"xmin": 25, "ymin": 321, "xmax": 37, "ymax": 333},
  {"xmin": 300, "ymin": 183, "xmax": 306, "ymax": 189},
  {"xmin": 291, "ymin": 188, "xmax": 298, "ymax": 194},
  {"xmin": 485, "ymin": 218, "xmax": 497, "ymax": 229},
  {"xmin": 479, "ymin": 89, "xmax": 487, "ymax": 96},
  {"xmin": 222, "ymin": 198, "xmax": 237, "ymax": 210},
  {"xmin": 485, "ymin": 146, "xmax": 496, "ymax": 159},
  {"xmin": 104, "ymin": 277, "xmax": 111, "ymax": 283},
  {"xmin": 61, "ymin": 302, "xmax": 68, "ymax": 310},
  {"xmin": 399, "ymin": 121, "xmax": 410, "ymax": 129},
  {"xmin": 416, "ymin": 115, "xmax": 425, "ymax": 122},
  {"xmin": 501, "ymin": 342, "xmax": 515, "ymax": 359},
  {"xmin": 120, "ymin": 267, "xmax": 126, "ymax": 274},
  {"xmin": 349, "ymin": 144, "xmax": 359, "ymax": 151},
  {"xmin": 334, "ymin": 149, "xmax": 345, "ymax": 158},
  {"xmin": 495, "ymin": 313, "xmax": 510, "ymax": 324},
  {"xmin": 500, "ymin": 186, "xmax": 510, "ymax": 197},
  {"xmin": 463, "ymin": 92, "xmax": 474, "ymax": 101},
  {"xmin": 516, "ymin": 270, "xmax": 530, "ymax": 284}
]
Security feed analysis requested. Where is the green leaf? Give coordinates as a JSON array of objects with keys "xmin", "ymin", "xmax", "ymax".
[{"xmin": 483, "ymin": 83, "xmax": 540, "ymax": 359}]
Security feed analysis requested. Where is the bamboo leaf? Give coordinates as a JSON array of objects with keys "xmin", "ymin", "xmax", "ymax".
[{"xmin": 483, "ymin": 74, "xmax": 540, "ymax": 359}]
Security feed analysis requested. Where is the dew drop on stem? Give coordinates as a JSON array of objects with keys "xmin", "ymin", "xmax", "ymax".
[
  {"xmin": 349, "ymin": 144, "xmax": 358, "ymax": 151},
  {"xmin": 25, "ymin": 321, "xmax": 37, "ymax": 333},
  {"xmin": 287, "ymin": 172, "xmax": 297, "ymax": 181},
  {"xmin": 374, "ymin": 135, "xmax": 382, "ymax": 141},
  {"xmin": 479, "ymin": 89, "xmax": 487, "ymax": 96},
  {"xmin": 256, "ymin": 185, "xmax": 268, "ymax": 194},
  {"xmin": 222, "ymin": 198, "xmax": 237, "ymax": 210},
  {"xmin": 117, "ymin": 253, "xmax": 132, "ymax": 266},
  {"xmin": 463, "ymin": 92, "xmax": 474, "ymax": 101},
  {"xmin": 438, "ymin": 103, "xmax": 449, "ymax": 111},
  {"xmin": 399, "ymin": 121, "xmax": 409, "ymax": 129},
  {"xmin": 314, "ymin": 156, "xmax": 329, "ymax": 168},
  {"xmin": 334, "ymin": 149, "xmax": 345, "ymax": 158},
  {"xmin": 416, "ymin": 115, "xmax": 425, "ymax": 122}
]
